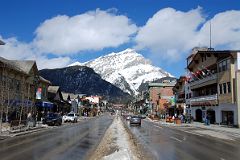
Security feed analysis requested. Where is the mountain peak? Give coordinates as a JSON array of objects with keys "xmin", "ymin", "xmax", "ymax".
[{"xmin": 79, "ymin": 49, "xmax": 172, "ymax": 95}]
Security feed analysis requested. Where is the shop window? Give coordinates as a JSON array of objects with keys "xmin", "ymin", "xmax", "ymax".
[
  {"xmin": 223, "ymin": 83, "xmax": 227, "ymax": 94},
  {"xmin": 219, "ymin": 62, "xmax": 222, "ymax": 72},
  {"xmin": 222, "ymin": 60, "xmax": 227, "ymax": 71},
  {"xmin": 227, "ymin": 59, "xmax": 231, "ymax": 69},
  {"xmin": 219, "ymin": 84, "xmax": 223, "ymax": 94},
  {"xmin": 227, "ymin": 82, "xmax": 231, "ymax": 93}
]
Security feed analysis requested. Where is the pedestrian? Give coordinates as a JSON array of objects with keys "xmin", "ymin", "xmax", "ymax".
[
  {"xmin": 205, "ymin": 114, "xmax": 210, "ymax": 125},
  {"xmin": 172, "ymin": 115, "xmax": 175, "ymax": 123}
]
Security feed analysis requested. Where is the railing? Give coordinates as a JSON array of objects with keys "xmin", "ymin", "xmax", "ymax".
[
  {"xmin": 190, "ymin": 94, "xmax": 217, "ymax": 102},
  {"xmin": 189, "ymin": 73, "xmax": 217, "ymax": 87}
]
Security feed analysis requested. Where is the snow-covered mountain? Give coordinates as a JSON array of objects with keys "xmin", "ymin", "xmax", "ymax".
[{"xmin": 69, "ymin": 48, "xmax": 172, "ymax": 95}]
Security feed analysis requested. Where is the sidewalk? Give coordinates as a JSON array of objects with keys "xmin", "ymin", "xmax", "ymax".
[
  {"xmin": 0, "ymin": 122, "xmax": 50, "ymax": 138},
  {"xmin": 147, "ymin": 118, "xmax": 240, "ymax": 136}
]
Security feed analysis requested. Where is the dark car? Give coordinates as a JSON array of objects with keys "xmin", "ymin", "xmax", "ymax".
[
  {"xmin": 42, "ymin": 113, "xmax": 62, "ymax": 126},
  {"xmin": 130, "ymin": 115, "xmax": 141, "ymax": 126}
]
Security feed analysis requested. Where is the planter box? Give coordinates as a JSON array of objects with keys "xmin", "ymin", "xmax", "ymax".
[{"xmin": 175, "ymin": 119, "xmax": 181, "ymax": 124}]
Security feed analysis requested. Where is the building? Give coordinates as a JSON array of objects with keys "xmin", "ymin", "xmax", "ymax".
[
  {"xmin": 186, "ymin": 49, "xmax": 240, "ymax": 126},
  {"xmin": 62, "ymin": 92, "xmax": 87, "ymax": 114},
  {"xmin": 173, "ymin": 76, "xmax": 186, "ymax": 116},
  {"xmin": 0, "ymin": 57, "xmax": 39, "ymax": 124},
  {"xmin": 148, "ymin": 77, "xmax": 176, "ymax": 117},
  {"xmin": 35, "ymin": 76, "xmax": 53, "ymax": 121},
  {"xmin": 47, "ymin": 86, "xmax": 71, "ymax": 114}
]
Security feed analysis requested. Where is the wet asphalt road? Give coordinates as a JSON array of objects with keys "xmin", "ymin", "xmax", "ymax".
[
  {"xmin": 0, "ymin": 115, "xmax": 113, "ymax": 160},
  {"xmin": 125, "ymin": 119, "xmax": 240, "ymax": 160}
]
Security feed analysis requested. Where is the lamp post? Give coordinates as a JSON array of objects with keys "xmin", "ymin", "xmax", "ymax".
[
  {"xmin": 0, "ymin": 40, "xmax": 5, "ymax": 45},
  {"xmin": 0, "ymin": 40, "xmax": 5, "ymax": 134}
]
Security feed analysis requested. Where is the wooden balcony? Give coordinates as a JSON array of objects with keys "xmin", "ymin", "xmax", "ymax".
[{"xmin": 189, "ymin": 74, "xmax": 217, "ymax": 89}]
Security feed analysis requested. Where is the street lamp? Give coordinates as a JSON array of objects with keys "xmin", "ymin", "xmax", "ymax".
[
  {"xmin": 0, "ymin": 39, "xmax": 5, "ymax": 133},
  {"xmin": 0, "ymin": 40, "xmax": 5, "ymax": 45}
]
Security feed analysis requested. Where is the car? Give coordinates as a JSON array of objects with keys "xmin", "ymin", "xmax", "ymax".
[
  {"xmin": 63, "ymin": 112, "xmax": 78, "ymax": 123},
  {"xmin": 129, "ymin": 115, "xmax": 141, "ymax": 126},
  {"xmin": 126, "ymin": 115, "xmax": 131, "ymax": 120},
  {"xmin": 42, "ymin": 113, "xmax": 62, "ymax": 126},
  {"xmin": 139, "ymin": 114, "xmax": 146, "ymax": 119}
]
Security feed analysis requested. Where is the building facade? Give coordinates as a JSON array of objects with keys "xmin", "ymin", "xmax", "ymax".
[
  {"xmin": 148, "ymin": 77, "xmax": 176, "ymax": 117},
  {"xmin": 0, "ymin": 57, "xmax": 39, "ymax": 124},
  {"xmin": 186, "ymin": 49, "xmax": 240, "ymax": 126},
  {"xmin": 173, "ymin": 76, "xmax": 186, "ymax": 116}
]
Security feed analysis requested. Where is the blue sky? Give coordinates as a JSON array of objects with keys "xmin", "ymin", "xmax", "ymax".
[{"xmin": 0, "ymin": 0, "xmax": 240, "ymax": 77}]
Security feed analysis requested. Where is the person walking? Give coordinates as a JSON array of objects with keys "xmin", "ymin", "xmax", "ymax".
[{"xmin": 206, "ymin": 114, "xmax": 210, "ymax": 125}]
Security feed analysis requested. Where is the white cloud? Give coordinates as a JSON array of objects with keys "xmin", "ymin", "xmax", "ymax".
[
  {"xmin": 34, "ymin": 9, "xmax": 138, "ymax": 55},
  {"xmin": 36, "ymin": 56, "xmax": 71, "ymax": 69},
  {"xmin": 135, "ymin": 7, "xmax": 205, "ymax": 61},
  {"xmin": 0, "ymin": 36, "xmax": 35, "ymax": 60},
  {"xmin": 0, "ymin": 36, "xmax": 72, "ymax": 69},
  {"xmin": 195, "ymin": 10, "xmax": 240, "ymax": 49},
  {"xmin": 135, "ymin": 8, "xmax": 240, "ymax": 63}
]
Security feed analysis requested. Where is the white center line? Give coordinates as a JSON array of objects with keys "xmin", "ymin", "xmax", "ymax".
[{"xmin": 170, "ymin": 136, "xmax": 182, "ymax": 142}]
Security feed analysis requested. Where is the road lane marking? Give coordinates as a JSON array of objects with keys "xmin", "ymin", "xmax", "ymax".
[
  {"xmin": 170, "ymin": 136, "xmax": 182, "ymax": 142},
  {"xmin": 154, "ymin": 125, "xmax": 163, "ymax": 129}
]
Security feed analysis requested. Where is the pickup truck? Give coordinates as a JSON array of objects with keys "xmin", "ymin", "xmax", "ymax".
[{"xmin": 63, "ymin": 112, "xmax": 78, "ymax": 123}]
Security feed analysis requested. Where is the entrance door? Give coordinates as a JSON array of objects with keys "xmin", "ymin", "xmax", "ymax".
[
  {"xmin": 207, "ymin": 110, "xmax": 216, "ymax": 124},
  {"xmin": 196, "ymin": 109, "xmax": 202, "ymax": 122},
  {"xmin": 222, "ymin": 111, "xmax": 233, "ymax": 125}
]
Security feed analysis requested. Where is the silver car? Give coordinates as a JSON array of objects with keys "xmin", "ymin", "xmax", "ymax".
[{"xmin": 130, "ymin": 115, "xmax": 141, "ymax": 126}]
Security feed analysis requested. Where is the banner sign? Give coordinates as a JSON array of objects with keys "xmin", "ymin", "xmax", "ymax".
[{"xmin": 36, "ymin": 87, "xmax": 42, "ymax": 100}]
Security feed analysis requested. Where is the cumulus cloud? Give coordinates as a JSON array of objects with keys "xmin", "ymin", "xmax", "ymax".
[
  {"xmin": 34, "ymin": 9, "xmax": 138, "ymax": 54},
  {"xmin": 36, "ymin": 56, "xmax": 71, "ymax": 69},
  {"xmin": 0, "ymin": 36, "xmax": 35, "ymax": 60},
  {"xmin": 135, "ymin": 7, "xmax": 205, "ymax": 62},
  {"xmin": 0, "ymin": 36, "xmax": 71, "ymax": 69},
  {"xmin": 135, "ymin": 8, "xmax": 240, "ymax": 63},
  {"xmin": 195, "ymin": 10, "xmax": 240, "ymax": 49}
]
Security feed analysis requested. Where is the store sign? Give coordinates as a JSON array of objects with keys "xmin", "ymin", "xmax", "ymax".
[{"xmin": 36, "ymin": 87, "xmax": 42, "ymax": 100}]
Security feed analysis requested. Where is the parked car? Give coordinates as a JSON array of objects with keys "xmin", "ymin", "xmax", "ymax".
[
  {"xmin": 63, "ymin": 112, "xmax": 78, "ymax": 123},
  {"xmin": 130, "ymin": 115, "xmax": 141, "ymax": 126},
  {"xmin": 42, "ymin": 113, "xmax": 62, "ymax": 126},
  {"xmin": 126, "ymin": 115, "xmax": 131, "ymax": 121},
  {"xmin": 139, "ymin": 114, "xmax": 146, "ymax": 119}
]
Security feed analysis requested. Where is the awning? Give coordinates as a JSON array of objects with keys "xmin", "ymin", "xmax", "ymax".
[{"xmin": 36, "ymin": 101, "xmax": 54, "ymax": 108}]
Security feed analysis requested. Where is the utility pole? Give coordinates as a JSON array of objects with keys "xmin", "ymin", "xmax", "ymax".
[
  {"xmin": 0, "ymin": 40, "xmax": 5, "ymax": 133},
  {"xmin": 236, "ymin": 70, "xmax": 240, "ymax": 128}
]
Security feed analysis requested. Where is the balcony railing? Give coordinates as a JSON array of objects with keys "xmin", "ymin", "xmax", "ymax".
[
  {"xmin": 190, "ymin": 94, "xmax": 217, "ymax": 102},
  {"xmin": 189, "ymin": 73, "xmax": 217, "ymax": 88}
]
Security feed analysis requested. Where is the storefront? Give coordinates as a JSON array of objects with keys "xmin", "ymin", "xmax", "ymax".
[
  {"xmin": 222, "ymin": 111, "xmax": 233, "ymax": 125},
  {"xmin": 35, "ymin": 101, "xmax": 53, "ymax": 121}
]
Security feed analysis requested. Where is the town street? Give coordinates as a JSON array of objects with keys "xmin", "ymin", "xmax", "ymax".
[
  {"xmin": 124, "ymin": 119, "xmax": 240, "ymax": 160},
  {"xmin": 1, "ymin": 114, "xmax": 240, "ymax": 160},
  {"xmin": 0, "ymin": 115, "xmax": 113, "ymax": 160}
]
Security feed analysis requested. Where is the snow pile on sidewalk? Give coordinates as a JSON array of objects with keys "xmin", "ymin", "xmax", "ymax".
[{"xmin": 90, "ymin": 116, "xmax": 139, "ymax": 160}]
